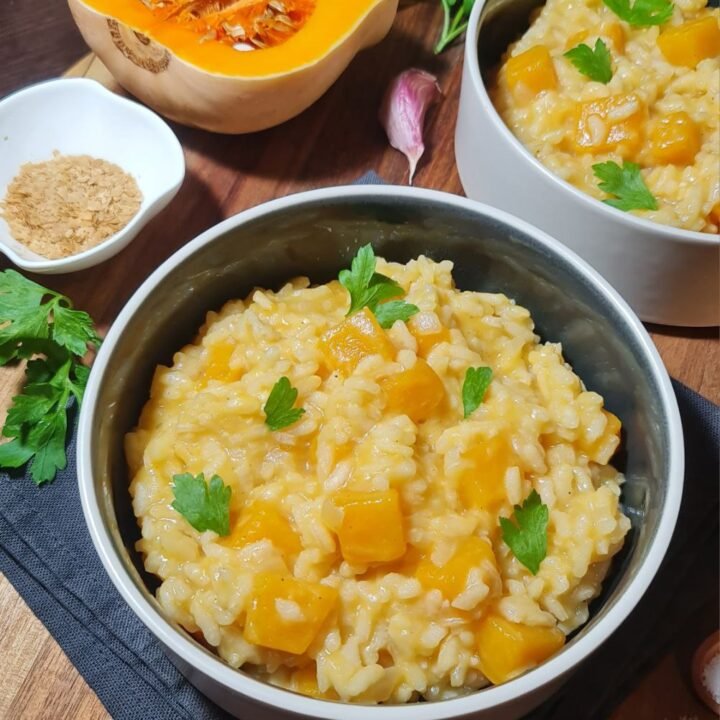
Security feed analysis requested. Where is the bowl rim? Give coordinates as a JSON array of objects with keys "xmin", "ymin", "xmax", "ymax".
[
  {"xmin": 0, "ymin": 77, "xmax": 186, "ymax": 273},
  {"xmin": 78, "ymin": 184, "xmax": 684, "ymax": 719},
  {"xmin": 463, "ymin": 0, "xmax": 719, "ymax": 248}
]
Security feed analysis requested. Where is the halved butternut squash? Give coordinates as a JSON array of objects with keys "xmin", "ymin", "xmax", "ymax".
[{"xmin": 68, "ymin": 0, "xmax": 399, "ymax": 133}]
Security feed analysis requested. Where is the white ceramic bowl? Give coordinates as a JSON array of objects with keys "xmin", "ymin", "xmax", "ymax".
[
  {"xmin": 0, "ymin": 78, "xmax": 185, "ymax": 273},
  {"xmin": 78, "ymin": 186, "xmax": 683, "ymax": 720},
  {"xmin": 455, "ymin": 0, "xmax": 719, "ymax": 327}
]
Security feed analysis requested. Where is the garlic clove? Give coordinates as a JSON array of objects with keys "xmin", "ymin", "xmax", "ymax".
[{"xmin": 379, "ymin": 69, "xmax": 442, "ymax": 184}]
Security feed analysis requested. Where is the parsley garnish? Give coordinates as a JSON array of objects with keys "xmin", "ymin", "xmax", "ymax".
[
  {"xmin": 171, "ymin": 472, "xmax": 231, "ymax": 536},
  {"xmin": 435, "ymin": 0, "xmax": 477, "ymax": 54},
  {"xmin": 462, "ymin": 366, "xmax": 493, "ymax": 418},
  {"xmin": 263, "ymin": 376, "xmax": 306, "ymax": 431},
  {"xmin": 602, "ymin": 0, "xmax": 674, "ymax": 26},
  {"xmin": 0, "ymin": 271, "xmax": 100, "ymax": 484},
  {"xmin": 499, "ymin": 490, "xmax": 549, "ymax": 575},
  {"xmin": 592, "ymin": 161, "xmax": 658, "ymax": 211},
  {"xmin": 564, "ymin": 39, "xmax": 613, "ymax": 83},
  {"xmin": 339, "ymin": 245, "xmax": 419, "ymax": 326}
]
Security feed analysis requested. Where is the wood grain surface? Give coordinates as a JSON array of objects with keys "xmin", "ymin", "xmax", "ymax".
[{"xmin": 0, "ymin": 2, "xmax": 717, "ymax": 719}]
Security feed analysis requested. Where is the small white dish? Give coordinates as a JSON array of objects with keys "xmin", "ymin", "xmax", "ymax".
[{"xmin": 0, "ymin": 78, "xmax": 185, "ymax": 273}]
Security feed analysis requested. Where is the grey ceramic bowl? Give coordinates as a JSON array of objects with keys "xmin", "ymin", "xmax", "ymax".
[{"xmin": 78, "ymin": 186, "xmax": 683, "ymax": 720}]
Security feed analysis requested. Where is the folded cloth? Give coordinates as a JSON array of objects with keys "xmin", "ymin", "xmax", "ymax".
[{"xmin": 0, "ymin": 174, "xmax": 717, "ymax": 718}]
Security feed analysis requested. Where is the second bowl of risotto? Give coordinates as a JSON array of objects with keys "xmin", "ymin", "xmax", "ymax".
[
  {"xmin": 456, "ymin": 0, "xmax": 720, "ymax": 326},
  {"xmin": 78, "ymin": 186, "xmax": 682, "ymax": 720}
]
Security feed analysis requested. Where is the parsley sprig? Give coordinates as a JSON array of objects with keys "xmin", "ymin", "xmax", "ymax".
[
  {"xmin": 171, "ymin": 472, "xmax": 231, "ymax": 536},
  {"xmin": 339, "ymin": 245, "xmax": 419, "ymax": 329},
  {"xmin": 593, "ymin": 161, "xmax": 658, "ymax": 211},
  {"xmin": 499, "ymin": 490, "xmax": 549, "ymax": 575},
  {"xmin": 0, "ymin": 271, "xmax": 100, "ymax": 484},
  {"xmin": 462, "ymin": 366, "xmax": 493, "ymax": 418},
  {"xmin": 435, "ymin": 0, "xmax": 477, "ymax": 54},
  {"xmin": 264, "ymin": 376, "xmax": 306, "ymax": 431},
  {"xmin": 564, "ymin": 39, "xmax": 613, "ymax": 83},
  {"xmin": 602, "ymin": 0, "xmax": 674, "ymax": 26}
]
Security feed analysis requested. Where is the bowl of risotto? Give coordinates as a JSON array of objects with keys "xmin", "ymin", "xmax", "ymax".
[
  {"xmin": 455, "ymin": 0, "xmax": 720, "ymax": 327},
  {"xmin": 78, "ymin": 186, "xmax": 683, "ymax": 720}
]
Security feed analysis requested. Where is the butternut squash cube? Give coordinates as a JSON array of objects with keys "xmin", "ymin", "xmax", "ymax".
[
  {"xmin": 320, "ymin": 308, "xmax": 394, "ymax": 375},
  {"xmin": 709, "ymin": 201, "xmax": 720, "ymax": 227},
  {"xmin": 650, "ymin": 112, "xmax": 702, "ymax": 166},
  {"xmin": 458, "ymin": 435, "xmax": 511, "ymax": 511},
  {"xmin": 291, "ymin": 664, "xmax": 339, "ymax": 699},
  {"xmin": 334, "ymin": 489, "xmax": 406, "ymax": 564},
  {"xmin": 571, "ymin": 94, "xmax": 645, "ymax": 158},
  {"xmin": 602, "ymin": 22, "xmax": 626, "ymax": 54},
  {"xmin": 244, "ymin": 574, "xmax": 338, "ymax": 654},
  {"xmin": 476, "ymin": 612, "xmax": 565, "ymax": 684},
  {"xmin": 504, "ymin": 45, "xmax": 558, "ymax": 99},
  {"xmin": 381, "ymin": 358, "xmax": 445, "ymax": 423},
  {"xmin": 203, "ymin": 339, "xmax": 242, "ymax": 383},
  {"xmin": 579, "ymin": 410, "xmax": 622, "ymax": 463},
  {"xmin": 658, "ymin": 17, "xmax": 720, "ymax": 68},
  {"xmin": 417, "ymin": 536, "xmax": 497, "ymax": 600},
  {"xmin": 222, "ymin": 501, "xmax": 301, "ymax": 557},
  {"xmin": 408, "ymin": 313, "xmax": 451, "ymax": 357}
]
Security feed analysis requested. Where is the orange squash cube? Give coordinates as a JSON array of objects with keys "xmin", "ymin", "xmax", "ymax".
[
  {"xmin": 650, "ymin": 112, "xmax": 702, "ymax": 166},
  {"xmin": 504, "ymin": 45, "xmax": 558, "ymax": 99},
  {"xmin": 334, "ymin": 489, "xmax": 406, "ymax": 564},
  {"xmin": 709, "ymin": 201, "xmax": 720, "ymax": 227},
  {"xmin": 244, "ymin": 574, "xmax": 338, "ymax": 654},
  {"xmin": 658, "ymin": 17, "xmax": 720, "ymax": 68},
  {"xmin": 290, "ymin": 664, "xmax": 339, "ymax": 699},
  {"xmin": 408, "ymin": 313, "xmax": 451, "ymax": 356},
  {"xmin": 458, "ymin": 435, "xmax": 511, "ymax": 511},
  {"xmin": 564, "ymin": 30, "xmax": 589, "ymax": 50},
  {"xmin": 320, "ymin": 308, "xmax": 394, "ymax": 375},
  {"xmin": 222, "ymin": 501, "xmax": 301, "ymax": 557},
  {"xmin": 417, "ymin": 536, "xmax": 497, "ymax": 600},
  {"xmin": 381, "ymin": 359, "xmax": 445, "ymax": 423},
  {"xmin": 602, "ymin": 22, "xmax": 626, "ymax": 53},
  {"xmin": 203, "ymin": 339, "xmax": 242, "ymax": 383},
  {"xmin": 476, "ymin": 612, "xmax": 565, "ymax": 684},
  {"xmin": 571, "ymin": 94, "xmax": 645, "ymax": 158}
]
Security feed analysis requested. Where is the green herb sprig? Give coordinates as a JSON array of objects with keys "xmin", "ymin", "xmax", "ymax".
[
  {"xmin": 462, "ymin": 366, "xmax": 493, "ymax": 418},
  {"xmin": 264, "ymin": 376, "xmax": 306, "ymax": 431},
  {"xmin": 339, "ymin": 245, "xmax": 419, "ymax": 329},
  {"xmin": 171, "ymin": 472, "xmax": 232, "ymax": 536},
  {"xmin": 435, "ymin": 0, "xmax": 477, "ymax": 54},
  {"xmin": 592, "ymin": 161, "xmax": 658, "ymax": 211},
  {"xmin": 602, "ymin": 0, "xmax": 674, "ymax": 26},
  {"xmin": 0, "ymin": 271, "xmax": 100, "ymax": 484},
  {"xmin": 499, "ymin": 490, "xmax": 549, "ymax": 575},
  {"xmin": 564, "ymin": 39, "xmax": 613, "ymax": 83}
]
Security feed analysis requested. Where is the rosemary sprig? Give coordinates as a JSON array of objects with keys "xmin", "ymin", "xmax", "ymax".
[{"xmin": 435, "ymin": 0, "xmax": 476, "ymax": 54}]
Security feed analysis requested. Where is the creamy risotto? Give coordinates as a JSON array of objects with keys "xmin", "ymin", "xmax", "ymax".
[
  {"xmin": 491, "ymin": 0, "xmax": 720, "ymax": 233},
  {"xmin": 126, "ymin": 253, "xmax": 630, "ymax": 703}
]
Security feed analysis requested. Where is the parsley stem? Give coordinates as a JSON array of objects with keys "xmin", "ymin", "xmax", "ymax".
[{"xmin": 434, "ymin": 6, "xmax": 471, "ymax": 54}]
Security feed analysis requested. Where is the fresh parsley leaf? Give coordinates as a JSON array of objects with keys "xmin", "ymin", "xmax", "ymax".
[
  {"xmin": 171, "ymin": 472, "xmax": 231, "ymax": 536},
  {"xmin": 374, "ymin": 300, "xmax": 420, "ymax": 329},
  {"xmin": 339, "ymin": 245, "xmax": 404, "ymax": 316},
  {"xmin": 564, "ymin": 39, "xmax": 613, "ymax": 83},
  {"xmin": 499, "ymin": 490, "xmax": 549, "ymax": 575},
  {"xmin": 435, "ymin": 0, "xmax": 477, "ymax": 53},
  {"xmin": 0, "ymin": 271, "xmax": 100, "ymax": 484},
  {"xmin": 592, "ymin": 161, "xmax": 658, "ymax": 211},
  {"xmin": 462, "ymin": 366, "xmax": 493, "ymax": 418},
  {"xmin": 602, "ymin": 0, "xmax": 674, "ymax": 26},
  {"xmin": 263, "ymin": 376, "xmax": 306, "ymax": 431}
]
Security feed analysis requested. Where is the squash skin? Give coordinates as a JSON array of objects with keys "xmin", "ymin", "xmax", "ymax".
[{"xmin": 67, "ymin": 0, "xmax": 399, "ymax": 133}]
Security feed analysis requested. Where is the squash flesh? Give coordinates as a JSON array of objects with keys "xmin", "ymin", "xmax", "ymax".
[
  {"xmin": 221, "ymin": 501, "xmax": 301, "ymax": 556},
  {"xmin": 504, "ymin": 46, "xmax": 558, "ymax": 99},
  {"xmin": 476, "ymin": 613, "xmax": 565, "ymax": 684},
  {"xmin": 650, "ymin": 111, "xmax": 702, "ymax": 166},
  {"xmin": 658, "ymin": 17, "xmax": 720, "ymax": 68},
  {"xmin": 458, "ymin": 435, "xmax": 511, "ymax": 511},
  {"xmin": 244, "ymin": 573, "xmax": 338, "ymax": 654},
  {"xmin": 571, "ymin": 94, "xmax": 645, "ymax": 158},
  {"xmin": 76, "ymin": 0, "xmax": 391, "ymax": 76},
  {"xmin": 381, "ymin": 358, "xmax": 445, "ymax": 423}
]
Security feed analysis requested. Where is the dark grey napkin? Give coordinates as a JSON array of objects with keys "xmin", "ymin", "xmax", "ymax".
[{"xmin": 0, "ymin": 172, "xmax": 717, "ymax": 719}]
